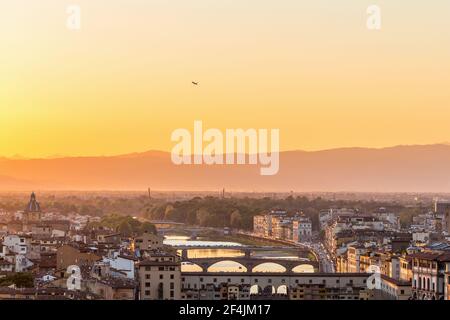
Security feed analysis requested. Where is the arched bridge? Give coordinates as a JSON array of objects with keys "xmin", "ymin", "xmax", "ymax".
[
  {"xmin": 177, "ymin": 245, "xmax": 319, "ymax": 273},
  {"xmin": 182, "ymin": 256, "xmax": 319, "ymax": 273}
]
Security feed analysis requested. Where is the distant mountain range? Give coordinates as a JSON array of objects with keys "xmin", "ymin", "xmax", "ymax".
[{"xmin": 1, "ymin": 144, "xmax": 450, "ymax": 192}]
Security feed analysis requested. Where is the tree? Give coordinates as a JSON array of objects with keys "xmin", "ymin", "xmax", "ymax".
[
  {"xmin": 0, "ymin": 273, "xmax": 34, "ymax": 288},
  {"xmin": 230, "ymin": 210, "xmax": 242, "ymax": 228},
  {"xmin": 118, "ymin": 221, "xmax": 133, "ymax": 237},
  {"xmin": 140, "ymin": 222, "xmax": 157, "ymax": 235},
  {"xmin": 164, "ymin": 205, "xmax": 175, "ymax": 220},
  {"xmin": 196, "ymin": 208, "xmax": 211, "ymax": 227}
]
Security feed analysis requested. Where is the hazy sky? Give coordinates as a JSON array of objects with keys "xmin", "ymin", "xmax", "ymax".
[{"xmin": 1, "ymin": 0, "xmax": 449, "ymax": 158}]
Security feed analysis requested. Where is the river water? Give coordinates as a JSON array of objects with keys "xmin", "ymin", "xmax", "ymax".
[{"xmin": 164, "ymin": 235, "xmax": 314, "ymax": 273}]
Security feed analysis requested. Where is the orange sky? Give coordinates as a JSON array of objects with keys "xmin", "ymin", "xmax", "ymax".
[{"xmin": 1, "ymin": 0, "xmax": 450, "ymax": 158}]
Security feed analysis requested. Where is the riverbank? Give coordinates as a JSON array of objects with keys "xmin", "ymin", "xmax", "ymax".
[{"xmin": 198, "ymin": 230, "xmax": 289, "ymax": 247}]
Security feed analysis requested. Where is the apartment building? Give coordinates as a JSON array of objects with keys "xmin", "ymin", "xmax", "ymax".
[
  {"xmin": 138, "ymin": 251, "xmax": 181, "ymax": 300},
  {"xmin": 133, "ymin": 232, "xmax": 165, "ymax": 252},
  {"xmin": 292, "ymin": 217, "xmax": 312, "ymax": 242},
  {"xmin": 410, "ymin": 251, "xmax": 450, "ymax": 300}
]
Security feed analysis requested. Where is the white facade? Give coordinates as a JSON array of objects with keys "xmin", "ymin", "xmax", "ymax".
[
  {"xmin": 293, "ymin": 218, "xmax": 312, "ymax": 242},
  {"xmin": 103, "ymin": 253, "xmax": 136, "ymax": 279},
  {"xmin": 3, "ymin": 235, "xmax": 30, "ymax": 255}
]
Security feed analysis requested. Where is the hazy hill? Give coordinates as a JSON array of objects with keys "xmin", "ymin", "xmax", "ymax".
[{"xmin": 1, "ymin": 144, "xmax": 450, "ymax": 192}]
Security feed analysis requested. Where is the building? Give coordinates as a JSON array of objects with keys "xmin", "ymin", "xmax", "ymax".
[
  {"xmin": 86, "ymin": 277, "xmax": 137, "ymax": 300},
  {"xmin": 97, "ymin": 233, "xmax": 121, "ymax": 245},
  {"xmin": 435, "ymin": 200, "xmax": 450, "ymax": 234},
  {"xmin": 138, "ymin": 251, "xmax": 181, "ymax": 300},
  {"xmin": 253, "ymin": 210, "xmax": 288, "ymax": 238},
  {"xmin": 292, "ymin": 216, "xmax": 312, "ymax": 242},
  {"xmin": 24, "ymin": 192, "xmax": 42, "ymax": 223},
  {"xmin": 346, "ymin": 245, "xmax": 368, "ymax": 273},
  {"xmin": 410, "ymin": 251, "xmax": 450, "ymax": 300},
  {"xmin": 253, "ymin": 210, "xmax": 311, "ymax": 242},
  {"xmin": 253, "ymin": 215, "xmax": 266, "ymax": 236},
  {"xmin": 399, "ymin": 255, "xmax": 412, "ymax": 282},
  {"xmin": 445, "ymin": 262, "xmax": 450, "ymax": 300},
  {"xmin": 0, "ymin": 259, "xmax": 14, "ymax": 272},
  {"xmin": 133, "ymin": 232, "xmax": 164, "ymax": 252},
  {"xmin": 56, "ymin": 244, "xmax": 102, "ymax": 270},
  {"xmin": 181, "ymin": 272, "xmax": 372, "ymax": 300},
  {"xmin": 2, "ymin": 234, "xmax": 31, "ymax": 255},
  {"xmin": 102, "ymin": 252, "xmax": 137, "ymax": 279},
  {"xmin": 290, "ymin": 284, "xmax": 326, "ymax": 300},
  {"xmin": 374, "ymin": 275, "xmax": 412, "ymax": 300}
]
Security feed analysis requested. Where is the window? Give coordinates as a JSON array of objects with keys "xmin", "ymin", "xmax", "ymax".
[
  {"xmin": 170, "ymin": 291, "xmax": 174, "ymax": 298},
  {"xmin": 159, "ymin": 275, "xmax": 163, "ymax": 279},
  {"xmin": 145, "ymin": 290, "xmax": 150, "ymax": 295},
  {"xmin": 145, "ymin": 274, "xmax": 150, "ymax": 279},
  {"xmin": 170, "ymin": 282, "xmax": 174, "ymax": 289},
  {"xmin": 145, "ymin": 282, "xmax": 150, "ymax": 287},
  {"xmin": 170, "ymin": 274, "xmax": 174, "ymax": 279}
]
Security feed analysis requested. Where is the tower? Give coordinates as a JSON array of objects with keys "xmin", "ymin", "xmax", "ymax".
[{"xmin": 24, "ymin": 192, "xmax": 41, "ymax": 222}]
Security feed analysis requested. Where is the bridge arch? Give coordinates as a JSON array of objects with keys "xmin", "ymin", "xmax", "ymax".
[
  {"xmin": 181, "ymin": 262, "xmax": 203, "ymax": 272},
  {"xmin": 292, "ymin": 264, "xmax": 315, "ymax": 273},
  {"xmin": 207, "ymin": 260, "xmax": 248, "ymax": 272},
  {"xmin": 252, "ymin": 262, "xmax": 286, "ymax": 273}
]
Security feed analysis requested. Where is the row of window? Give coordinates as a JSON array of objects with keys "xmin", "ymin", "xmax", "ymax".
[
  {"xmin": 184, "ymin": 277, "xmax": 361, "ymax": 285},
  {"xmin": 144, "ymin": 266, "xmax": 177, "ymax": 271},
  {"xmin": 144, "ymin": 282, "xmax": 175, "ymax": 289},
  {"xmin": 144, "ymin": 273, "xmax": 175, "ymax": 280},
  {"xmin": 143, "ymin": 289, "xmax": 175, "ymax": 298}
]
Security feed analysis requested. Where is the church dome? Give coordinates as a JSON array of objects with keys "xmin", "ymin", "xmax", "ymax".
[{"xmin": 25, "ymin": 192, "xmax": 41, "ymax": 212}]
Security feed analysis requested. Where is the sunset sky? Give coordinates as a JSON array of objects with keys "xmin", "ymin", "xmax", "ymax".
[{"xmin": 1, "ymin": 0, "xmax": 450, "ymax": 158}]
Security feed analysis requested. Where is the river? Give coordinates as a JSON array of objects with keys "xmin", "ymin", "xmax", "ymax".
[{"xmin": 164, "ymin": 235, "xmax": 314, "ymax": 273}]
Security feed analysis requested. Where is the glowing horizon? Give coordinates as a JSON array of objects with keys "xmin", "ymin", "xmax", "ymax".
[{"xmin": 1, "ymin": 1, "xmax": 450, "ymax": 158}]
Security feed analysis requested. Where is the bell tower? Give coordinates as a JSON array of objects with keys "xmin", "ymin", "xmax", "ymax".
[{"xmin": 24, "ymin": 191, "xmax": 42, "ymax": 222}]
